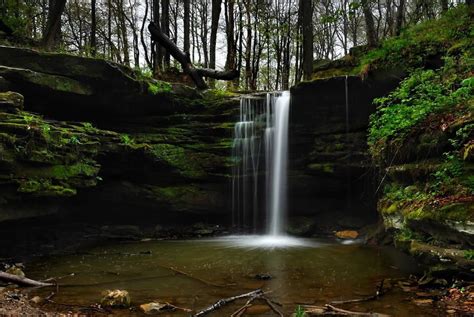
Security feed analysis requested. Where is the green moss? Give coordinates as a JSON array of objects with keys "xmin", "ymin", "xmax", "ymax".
[
  {"xmin": 50, "ymin": 163, "xmax": 99, "ymax": 179},
  {"xmin": 149, "ymin": 143, "xmax": 206, "ymax": 178},
  {"xmin": 438, "ymin": 203, "xmax": 474, "ymax": 222},
  {"xmin": 17, "ymin": 179, "xmax": 77, "ymax": 197},
  {"xmin": 148, "ymin": 80, "xmax": 172, "ymax": 95},
  {"xmin": 308, "ymin": 163, "xmax": 334, "ymax": 173}
]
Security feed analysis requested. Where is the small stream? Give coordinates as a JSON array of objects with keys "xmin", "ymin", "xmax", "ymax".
[{"xmin": 27, "ymin": 237, "xmax": 441, "ymax": 316}]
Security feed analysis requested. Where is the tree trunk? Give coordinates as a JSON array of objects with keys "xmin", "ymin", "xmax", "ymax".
[
  {"xmin": 148, "ymin": 22, "xmax": 239, "ymax": 90},
  {"xmin": 183, "ymin": 0, "xmax": 190, "ymax": 53},
  {"xmin": 362, "ymin": 0, "xmax": 377, "ymax": 47},
  {"xmin": 90, "ymin": 0, "xmax": 96, "ymax": 56},
  {"xmin": 244, "ymin": 0, "xmax": 252, "ymax": 90},
  {"xmin": 224, "ymin": 0, "xmax": 236, "ymax": 89},
  {"xmin": 394, "ymin": 0, "xmax": 405, "ymax": 35},
  {"xmin": 301, "ymin": 0, "xmax": 313, "ymax": 81},
  {"xmin": 440, "ymin": 0, "xmax": 449, "ymax": 11},
  {"xmin": 140, "ymin": 0, "xmax": 152, "ymax": 69},
  {"xmin": 161, "ymin": 0, "xmax": 170, "ymax": 70},
  {"xmin": 42, "ymin": 0, "xmax": 66, "ymax": 49},
  {"xmin": 209, "ymin": 0, "xmax": 222, "ymax": 88},
  {"xmin": 152, "ymin": 0, "xmax": 162, "ymax": 74}
]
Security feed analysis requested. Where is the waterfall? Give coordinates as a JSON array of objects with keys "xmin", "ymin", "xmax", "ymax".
[
  {"xmin": 232, "ymin": 92, "xmax": 290, "ymax": 236},
  {"xmin": 268, "ymin": 91, "xmax": 290, "ymax": 235}
]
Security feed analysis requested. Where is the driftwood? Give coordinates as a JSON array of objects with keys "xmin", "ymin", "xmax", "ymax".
[
  {"xmin": 230, "ymin": 295, "xmax": 260, "ymax": 317},
  {"xmin": 193, "ymin": 289, "xmax": 264, "ymax": 317},
  {"xmin": 302, "ymin": 304, "xmax": 390, "ymax": 317},
  {"xmin": 148, "ymin": 22, "xmax": 239, "ymax": 90},
  {"xmin": 0, "ymin": 271, "xmax": 53, "ymax": 287}
]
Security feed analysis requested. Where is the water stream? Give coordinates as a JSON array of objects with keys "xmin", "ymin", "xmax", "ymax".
[
  {"xmin": 27, "ymin": 239, "xmax": 439, "ymax": 316},
  {"xmin": 24, "ymin": 91, "xmax": 442, "ymax": 316},
  {"xmin": 232, "ymin": 92, "xmax": 290, "ymax": 241}
]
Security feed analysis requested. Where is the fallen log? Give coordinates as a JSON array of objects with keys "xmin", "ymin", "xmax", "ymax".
[
  {"xmin": 0, "ymin": 271, "xmax": 53, "ymax": 287},
  {"xmin": 302, "ymin": 304, "xmax": 390, "ymax": 317},
  {"xmin": 148, "ymin": 22, "xmax": 239, "ymax": 90},
  {"xmin": 193, "ymin": 289, "xmax": 264, "ymax": 317}
]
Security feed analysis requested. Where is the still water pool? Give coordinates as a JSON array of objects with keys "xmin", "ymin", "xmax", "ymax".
[{"xmin": 27, "ymin": 236, "xmax": 441, "ymax": 316}]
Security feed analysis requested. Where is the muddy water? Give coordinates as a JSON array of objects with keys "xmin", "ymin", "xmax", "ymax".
[{"xmin": 27, "ymin": 237, "xmax": 440, "ymax": 316}]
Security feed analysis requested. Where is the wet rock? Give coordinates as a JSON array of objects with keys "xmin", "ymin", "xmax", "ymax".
[
  {"xmin": 287, "ymin": 217, "xmax": 316, "ymax": 236},
  {"xmin": 30, "ymin": 296, "xmax": 42, "ymax": 304},
  {"xmin": 100, "ymin": 289, "xmax": 130, "ymax": 308},
  {"xmin": 192, "ymin": 223, "xmax": 218, "ymax": 236},
  {"xmin": 335, "ymin": 230, "xmax": 359, "ymax": 239},
  {"xmin": 0, "ymin": 91, "xmax": 23, "ymax": 113},
  {"xmin": 101, "ymin": 225, "xmax": 141, "ymax": 238},
  {"xmin": 0, "ymin": 66, "xmax": 93, "ymax": 96},
  {"xmin": 5, "ymin": 266, "xmax": 25, "ymax": 278},
  {"xmin": 0, "ymin": 76, "xmax": 10, "ymax": 92},
  {"xmin": 140, "ymin": 302, "xmax": 173, "ymax": 314},
  {"xmin": 254, "ymin": 273, "xmax": 272, "ymax": 280}
]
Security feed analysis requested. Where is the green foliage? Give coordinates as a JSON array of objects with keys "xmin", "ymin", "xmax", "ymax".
[
  {"xmin": 41, "ymin": 123, "xmax": 51, "ymax": 138},
  {"xmin": 430, "ymin": 152, "xmax": 466, "ymax": 196},
  {"xmin": 22, "ymin": 114, "xmax": 36, "ymax": 125},
  {"xmin": 120, "ymin": 134, "xmax": 134, "ymax": 145},
  {"xmin": 464, "ymin": 250, "xmax": 474, "ymax": 260},
  {"xmin": 68, "ymin": 135, "xmax": 81, "ymax": 145},
  {"xmin": 449, "ymin": 123, "xmax": 474, "ymax": 149},
  {"xmin": 82, "ymin": 122, "xmax": 96, "ymax": 132},
  {"xmin": 134, "ymin": 68, "xmax": 154, "ymax": 81},
  {"xmin": 395, "ymin": 227, "xmax": 419, "ymax": 242},
  {"xmin": 359, "ymin": 5, "xmax": 473, "ymax": 73},
  {"xmin": 148, "ymin": 80, "xmax": 173, "ymax": 95},
  {"xmin": 384, "ymin": 183, "xmax": 431, "ymax": 203},
  {"xmin": 368, "ymin": 68, "xmax": 473, "ymax": 149},
  {"xmin": 294, "ymin": 305, "xmax": 307, "ymax": 317}
]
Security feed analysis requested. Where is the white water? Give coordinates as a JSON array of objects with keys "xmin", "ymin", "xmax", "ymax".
[
  {"xmin": 268, "ymin": 91, "xmax": 290, "ymax": 235},
  {"xmin": 232, "ymin": 91, "xmax": 291, "ymax": 245}
]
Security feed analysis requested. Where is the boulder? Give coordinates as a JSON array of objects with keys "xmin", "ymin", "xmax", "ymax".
[
  {"xmin": 100, "ymin": 289, "xmax": 130, "ymax": 308},
  {"xmin": 0, "ymin": 91, "xmax": 23, "ymax": 112}
]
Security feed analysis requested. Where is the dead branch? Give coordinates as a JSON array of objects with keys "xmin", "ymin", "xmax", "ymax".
[
  {"xmin": 262, "ymin": 295, "xmax": 284, "ymax": 316},
  {"xmin": 193, "ymin": 289, "xmax": 264, "ymax": 317},
  {"xmin": 148, "ymin": 22, "xmax": 239, "ymax": 90},
  {"xmin": 302, "ymin": 304, "xmax": 390, "ymax": 317},
  {"xmin": 0, "ymin": 271, "xmax": 53, "ymax": 287},
  {"xmin": 230, "ymin": 294, "xmax": 260, "ymax": 317}
]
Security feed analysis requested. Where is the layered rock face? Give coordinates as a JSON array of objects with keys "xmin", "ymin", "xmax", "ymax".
[
  {"xmin": 0, "ymin": 46, "xmax": 237, "ymax": 229},
  {"xmin": 0, "ymin": 45, "xmax": 404, "ymax": 237},
  {"xmin": 288, "ymin": 74, "xmax": 402, "ymax": 232}
]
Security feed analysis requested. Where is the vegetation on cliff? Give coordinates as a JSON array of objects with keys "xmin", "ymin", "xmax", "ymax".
[{"xmin": 362, "ymin": 5, "xmax": 473, "ymax": 271}]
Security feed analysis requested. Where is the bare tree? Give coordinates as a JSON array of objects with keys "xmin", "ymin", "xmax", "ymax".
[{"xmin": 301, "ymin": 0, "xmax": 313, "ymax": 80}]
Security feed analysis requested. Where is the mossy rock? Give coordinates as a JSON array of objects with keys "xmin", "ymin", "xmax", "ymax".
[
  {"xmin": 148, "ymin": 143, "xmax": 206, "ymax": 179},
  {"xmin": 0, "ymin": 91, "xmax": 23, "ymax": 112},
  {"xmin": 0, "ymin": 66, "xmax": 93, "ymax": 95},
  {"xmin": 17, "ymin": 179, "xmax": 77, "ymax": 197}
]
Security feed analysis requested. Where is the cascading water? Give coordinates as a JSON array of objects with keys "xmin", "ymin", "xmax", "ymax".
[
  {"xmin": 232, "ymin": 91, "xmax": 290, "ymax": 238},
  {"xmin": 268, "ymin": 92, "xmax": 290, "ymax": 235}
]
